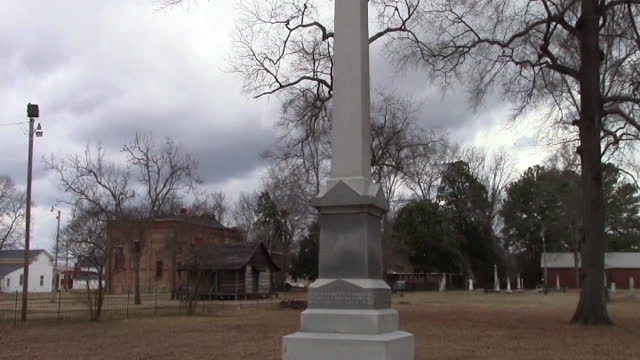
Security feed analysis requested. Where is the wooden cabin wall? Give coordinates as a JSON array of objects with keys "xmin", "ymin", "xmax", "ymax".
[
  {"xmin": 243, "ymin": 266, "xmax": 272, "ymax": 295},
  {"xmin": 216, "ymin": 269, "xmax": 245, "ymax": 295},
  {"xmin": 258, "ymin": 269, "xmax": 270, "ymax": 294}
]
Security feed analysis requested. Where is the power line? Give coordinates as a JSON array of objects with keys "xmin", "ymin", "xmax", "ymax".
[{"xmin": 0, "ymin": 121, "xmax": 28, "ymax": 127}]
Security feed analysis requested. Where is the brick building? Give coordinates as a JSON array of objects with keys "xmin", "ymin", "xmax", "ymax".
[
  {"xmin": 106, "ymin": 214, "xmax": 243, "ymax": 294},
  {"xmin": 541, "ymin": 252, "xmax": 640, "ymax": 289}
]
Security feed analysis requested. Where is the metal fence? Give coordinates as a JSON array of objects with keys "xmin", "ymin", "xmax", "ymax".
[{"xmin": 0, "ymin": 290, "xmax": 293, "ymax": 326}]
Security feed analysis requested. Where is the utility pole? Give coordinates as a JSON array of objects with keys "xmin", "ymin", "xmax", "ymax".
[
  {"xmin": 22, "ymin": 103, "xmax": 42, "ymax": 321},
  {"xmin": 542, "ymin": 223, "xmax": 548, "ymax": 295},
  {"xmin": 51, "ymin": 208, "xmax": 61, "ymax": 293}
]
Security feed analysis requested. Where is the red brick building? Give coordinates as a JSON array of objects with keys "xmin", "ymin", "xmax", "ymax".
[
  {"xmin": 106, "ymin": 214, "xmax": 243, "ymax": 294},
  {"xmin": 541, "ymin": 252, "xmax": 640, "ymax": 289}
]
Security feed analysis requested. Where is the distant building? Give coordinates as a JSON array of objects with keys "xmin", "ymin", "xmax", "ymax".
[
  {"xmin": 176, "ymin": 242, "xmax": 280, "ymax": 299},
  {"xmin": 106, "ymin": 213, "xmax": 245, "ymax": 294},
  {"xmin": 72, "ymin": 257, "xmax": 105, "ymax": 290},
  {"xmin": 55, "ymin": 265, "xmax": 75, "ymax": 290},
  {"xmin": 541, "ymin": 252, "xmax": 640, "ymax": 289},
  {"xmin": 0, "ymin": 250, "xmax": 53, "ymax": 293}
]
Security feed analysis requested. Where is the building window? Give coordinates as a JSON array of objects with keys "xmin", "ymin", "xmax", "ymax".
[
  {"xmin": 19, "ymin": 274, "xmax": 23, "ymax": 286},
  {"xmin": 114, "ymin": 247, "xmax": 125, "ymax": 271},
  {"xmin": 156, "ymin": 261, "xmax": 163, "ymax": 279},
  {"xmin": 40, "ymin": 275, "xmax": 44, "ymax": 287}
]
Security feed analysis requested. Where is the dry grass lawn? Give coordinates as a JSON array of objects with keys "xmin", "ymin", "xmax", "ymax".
[{"xmin": 0, "ymin": 291, "xmax": 638, "ymax": 360}]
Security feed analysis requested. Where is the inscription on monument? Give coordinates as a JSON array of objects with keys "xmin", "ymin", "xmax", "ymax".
[{"xmin": 308, "ymin": 279, "xmax": 391, "ymax": 309}]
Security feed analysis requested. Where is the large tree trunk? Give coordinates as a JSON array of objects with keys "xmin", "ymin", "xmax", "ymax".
[
  {"xmin": 134, "ymin": 250, "xmax": 141, "ymax": 305},
  {"xmin": 95, "ymin": 268, "xmax": 104, "ymax": 321},
  {"xmin": 573, "ymin": 221, "xmax": 581, "ymax": 288},
  {"xmin": 571, "ymin": 0, "xmax": 612, "ymax": 325}
]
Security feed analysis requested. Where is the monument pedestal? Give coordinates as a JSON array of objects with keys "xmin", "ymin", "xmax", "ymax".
[
  {"xmin": 282, "ymin": 179, "xmax": 414, "ymax": 360},
  {"xmin": 283, "ymin": 331, "xmax": 414, "ymax": 360}
]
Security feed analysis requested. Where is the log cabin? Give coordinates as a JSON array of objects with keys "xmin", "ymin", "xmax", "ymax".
[{"xmin": 176, "ymin": 242, "xmax": 280, "ymax": 299}]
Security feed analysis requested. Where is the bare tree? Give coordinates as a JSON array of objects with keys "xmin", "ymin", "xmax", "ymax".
[
  {"xmin": 233, "ymin": 0, "xmax": 421, "ymax": 202},
  {"xmin": 45, "ymin": 144, "xmax": 134, "ymax": 218},
  {"xmin": 230, "ymin": 192, "xmax": 259, "ymax": 242},
  {"xmin": 122, "ymin": 132, "xmax": 199, "ymax": 305},
  {"xmin": 46, "ymin": 144, "xmax": 134, "ymax": 299},
  {"xmin": 48, "ymin": 135, "xmax": 199, "ymax": 305},
  {"xmin": 123, "ymin": 132, "xmax": 199, "ymax": 216},
  {"xmin": 370, "ymin": 93, "xmax": 445, "ymax": 206},
  {"xmin": 191, "ymin": 191, "xmax": 229, "ymax": 226},
  {"xmin": 388, "ymin": 0, "xmax": 640, "ymax": 324},
  {"xmin": 0, "ymin": 176, "xmax": 25, "ymax": 251},
  {"xmin": 480, "ymin": 149, "xmax": 518, "ymax": 229},
  {"xmin": 62, "ymin": 207, "xmax": 107, "ymax": 321},
  {"xmin": 402, "ymin": 134, "xmax": 456, "ymax": 201}
]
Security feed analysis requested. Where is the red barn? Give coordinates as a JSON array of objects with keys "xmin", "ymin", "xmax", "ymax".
[{"xmin": 541, "ymin": 252, "xmax": 640, "ymax": 289}]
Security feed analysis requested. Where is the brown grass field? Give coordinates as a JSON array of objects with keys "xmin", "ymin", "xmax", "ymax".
[{"xmin": 0, "ymin": 291, "xmax": 638, "ymax": 360}]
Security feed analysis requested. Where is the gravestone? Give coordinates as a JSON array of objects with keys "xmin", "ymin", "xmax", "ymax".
[
  {"xmin": 630, "ymin": 277, "xmax": 635, "ymax": 299},
  {"xmin": 611, "ymin": 282, "xmax": 616, "ymax": 294},
  {"xmin": 281, "ymin": 1, "xmax": 414, "ymax": 359},
  {"xmin": 493, "ymin": 265, "xmax": 500, "ymax": 292},
  {"xmin": 439, "ymin": 273, "xmax": 446, "ymax": 292},
  {"xmin": 506, "ymin": 277, "xmax": 512, "ymax": 293},
  {"xmin": 556, "ymin": 275, "xmax": 561, "ymax": 291},
  {"xmin": 516, "ymin": 274, "xmax": 522, "ymax": 291},
  {"xmin": 468, "ymin": 279, "xmax": 474, "ymax": 291}
]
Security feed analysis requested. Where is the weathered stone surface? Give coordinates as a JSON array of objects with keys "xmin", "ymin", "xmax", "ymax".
[
  {"xmin": 283, "ymin": 331, "xmax": 414, "ymax": 360},
  {"xmin": 317, "ymin": 212, "xmax": 384, "ymax": 280},
  {"xmin": 308, "ymin": 279, "xmax": 391, "ymax": 309},
  {"xmin": 330, "ymin": 0, "xmax": 371, "ymax": 180},
  {"xmin": 301, "ymin": 309, "xmax": 399, "ymax": 334},
  {"xmin": 313, "ymin": 178, "xmax": 389, "ymax": 212}
]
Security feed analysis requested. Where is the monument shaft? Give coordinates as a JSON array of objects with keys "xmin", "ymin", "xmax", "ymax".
[
  {"xmin": 283, "ymin": 1, "xmax": 414, "ymax": 359},
  {"xmin": 332, "ymin": 0, "xmax": 371, "ymax": 179}
]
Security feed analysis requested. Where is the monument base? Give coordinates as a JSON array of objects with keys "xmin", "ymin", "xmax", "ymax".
[{"xmin": 283, "ymin": 331, "xmax": 414, "ymax": 360}]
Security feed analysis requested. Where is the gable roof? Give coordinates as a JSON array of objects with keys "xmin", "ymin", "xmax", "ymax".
[
  {"xmin": 180, "ymin": 242, "xmax": 279, "ymax": 272},
  {"xmin": 541, "ymin": 252, "xmax": 640, "ymax": 269},
  {"xmin": 0, "ymin": 249, "xmax": 50, "ymax": 261},
  {"xmin": 0, "ymin": 263, "xmax": 23, "ymax": 278}
]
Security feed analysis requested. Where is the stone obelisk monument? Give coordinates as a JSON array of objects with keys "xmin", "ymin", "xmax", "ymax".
[{"xmin": 282, "ymin": 1, "xmax": 414, "ymax": 359}]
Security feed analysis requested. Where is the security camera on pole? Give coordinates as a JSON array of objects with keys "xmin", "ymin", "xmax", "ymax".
[{"xmin": 21, "ymin": 103, "xmax": 44, "ymax": 321}]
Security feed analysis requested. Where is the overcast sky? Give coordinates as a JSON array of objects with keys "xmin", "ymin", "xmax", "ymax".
[{"xmin": 0, "ymin": 0, "xmax": 550, "ymax": 252}]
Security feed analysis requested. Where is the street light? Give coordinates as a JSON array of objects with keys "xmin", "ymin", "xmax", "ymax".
[
  {"xmin": 21, "ymin": 103, "xmax": 43, "ymax": 322},
  {"xmin": 50, "ymin": 207, "xmax": 61, "ymax": 293}
]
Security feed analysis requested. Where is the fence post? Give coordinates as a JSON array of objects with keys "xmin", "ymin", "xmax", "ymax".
[
  {"xmin": 154, "ymin": 288, "xmax": 158, "ymax": 315},
  {"xmin": 126, "ymin": 290, "xmax": 130, "ymax": 320},
  {"xmin": 13, "ymin": 290, "xmax": 18, "ymax": 327},
  {"xmin": 57, "ymin": 290, "xmax": 62, "ymax": 321}
]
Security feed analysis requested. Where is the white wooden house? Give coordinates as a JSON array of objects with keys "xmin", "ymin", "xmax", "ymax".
[{"xmin": 0, "ymin": 250, "xmax": 54, "ymax": 293}]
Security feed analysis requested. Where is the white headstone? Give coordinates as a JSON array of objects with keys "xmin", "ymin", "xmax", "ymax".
[
  {"xmin": 556, "ymin": 274, "xmax": 561, "ymax": 290},
  {"xmin": 439, "ymin": 273, "xmax": 446, "ymax": 292},
  {"xmin": 611, "ymin": 282, "xmax": 616, "ymax": 293},
  {"xmin": 630, "ymin": 277, "xmax": 635, "ymax": 299},
  {"xmin": 468, "ymin": 279, "xmax": 474, "ymax": 291},
  {"xmin": 494, "ymin": 264, "xmax": 500, "ymax": 292},
  {"xmin": 516, "ymin": 274, "xmax": 522, "ymax": 291},
  {"xmin": 506, "ymin": 277, "xmax": 512, "ymax": 293}
]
